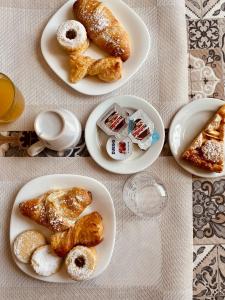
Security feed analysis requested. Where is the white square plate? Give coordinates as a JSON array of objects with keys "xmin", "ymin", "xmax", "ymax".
[
  {"xmin": 41, "ymin": 0, "xmax": 151, "ymax": 95},
  {"xmin": 10, "ymin": 174, "xmax": 116, "ymax": 282}
]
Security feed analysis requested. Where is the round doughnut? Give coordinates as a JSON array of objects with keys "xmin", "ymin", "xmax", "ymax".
[
  {"xmin": 65, "ymin": 246, "xmax": 96, "ymax": 281},
  {"xmin": 13, "ymin": 230, "xmax": 46, "ymax": 264},
  {"xmin": 57, "ymin": 20, "xmax": 88, "ymax": 52},
  {"xmin": 31, "ymin": 245, "xmax": 62, "ymax": 276}
]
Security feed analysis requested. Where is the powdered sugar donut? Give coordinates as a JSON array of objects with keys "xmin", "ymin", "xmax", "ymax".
[
  {"xmin": 31, "ymin": 245, "xmax": 62, "ymax": 276},
  {"xmin": 57, "ymin": 20, "xmax": 88, "ymax": 52},
  {"xmin": 65, "ymin": 246, "xmax": 96, "ymax": 281}
]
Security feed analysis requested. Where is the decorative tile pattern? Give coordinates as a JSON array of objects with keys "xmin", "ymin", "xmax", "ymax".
[
  {"xmin": 202, "ymin": 0, "xmax": 225, "ymax": 19},
  {"xmin": 188, "ymin": 20, "xmax": 220, "ymax": 49},
  {"xmin": 193, "ymin": 245, "xmax": 214, "ymax": 269},
  {"xmin": 189, "ymin": 51, "xmax": 221, "ymax": 80},
  {"xmin": 186, "ymin": 0, "xmax": 202, "ymax": 19},
  {"xmin": 0, "ymin": 131, "xmax": 89, "ymax": 157},
  {"xmin": 219, "ymin": 18, "xmax": 225, "ymax": 54},
  {"xmin": 218, "ymin": 19, "xmax": 225, "ymax": 88},
  {"xmin": 213, "ymin": 79, "xmax": 225, "ymax": 99},
  {"xmin": 186, "ymin": 0, "xmax": 225, "ymax": 300},
  {"xmin": 188, "ymin": 49, "xmax": 224, "ymax": 99},
  {"xmin": 193, "ymin": 179, "xmax": 225, "ymax": 244},
  {"xmin": 193, "ymin": 245, "xmax": 225, "ymax": 299},
  {"xmin": 189, "ymin": 81, "xmax": 223, "ymax": 100}
]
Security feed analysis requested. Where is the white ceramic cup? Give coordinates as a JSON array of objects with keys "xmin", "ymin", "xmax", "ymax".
[{"xmin": 27, "ymin": 109, "xmax": 82, "ymax": 156}]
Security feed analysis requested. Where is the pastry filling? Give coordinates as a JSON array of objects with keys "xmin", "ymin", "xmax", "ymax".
[
  {"xmin": 105, "ymin": 112, "xmax": 125, "ymax": 132},
  {"xmin": 75, "ymin": 255, "xmax": 85, "ymax": 268},
  {"xmin": 131, "ymin": 118, "xmax": 151, "ymax": 140},
  {"xmin": 66, "ymin": 29, "xmax": 77, "ymax": 40}
]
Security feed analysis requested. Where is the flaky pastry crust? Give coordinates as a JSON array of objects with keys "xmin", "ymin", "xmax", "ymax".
[
  {"xmin": 51, "ymin": 211, "xmax": 104, "ymax": 257},
  {"xmin": 182, "ymin": 104, "xmax": 225, "ymax": 173}
]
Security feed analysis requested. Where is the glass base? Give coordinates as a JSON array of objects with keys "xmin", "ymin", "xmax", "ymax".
[{"xmin": 123, "ymin": 172, "xmax": 168, "ymax": 217}]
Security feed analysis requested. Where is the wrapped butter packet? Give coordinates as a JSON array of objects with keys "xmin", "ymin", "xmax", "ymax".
[
  {"xmin": 128, "ymin": 110, "xmax": 157, "ymax": 150},
  {"xmin": 97, "ymin": 103, "xmax": 128, "ymax": 139}
]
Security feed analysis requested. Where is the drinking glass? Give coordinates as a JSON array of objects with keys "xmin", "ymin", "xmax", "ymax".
[
  {"xmin": 0, "ymin": 73, "xmax": 25, "ymax": 123},
  {"xmin": 123, "ymin": 172, "xmax": 168, "ymax": 217}
]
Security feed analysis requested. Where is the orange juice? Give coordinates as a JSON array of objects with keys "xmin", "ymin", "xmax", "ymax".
[{"xmin": 0, "ymin": 74, "xmax": 24, "ymax": 123}]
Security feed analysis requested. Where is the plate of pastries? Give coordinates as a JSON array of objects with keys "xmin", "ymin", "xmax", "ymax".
[
  {"xmin": 10, "ymin": 174, "xmax": 116, "ymax": 282},
  {"xmin": 169, "ymin": 98, "xmax": 225, "ymax": 178},
  {"xmin": 41, "ymin": 0, "xmax": 150, "ymax": 95}
]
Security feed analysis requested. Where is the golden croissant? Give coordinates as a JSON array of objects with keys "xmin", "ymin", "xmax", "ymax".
[
  {"xmin": 19, "ymin": 188, "xmax": 92, "ymax": 232},
  {"xmin": 69, "ymin": 53, "xmax": 122, "ymax": 83},
  {"xmin": 73, "ymin": 0, "xmax": 131, "ymax": 61},
  {"xmin": 51, "ymin": 211, "xmax": 104, "ymax": 257}
]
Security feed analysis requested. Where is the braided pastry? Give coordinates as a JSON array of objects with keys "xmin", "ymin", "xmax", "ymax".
[{"xmin": 69, "ymin": 53, "xmax": 122, "ymax": 83}]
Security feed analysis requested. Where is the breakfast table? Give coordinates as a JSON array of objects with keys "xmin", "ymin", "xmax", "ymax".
[{"xmin": 1, "ymin": 0, "xmax": 225, "ymax": 299}]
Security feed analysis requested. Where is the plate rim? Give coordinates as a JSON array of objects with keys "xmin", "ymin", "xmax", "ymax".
[
  {"xmin": 40, "ymin": 0, "xmax": 151, "ymax": 96},
  {"xmin": 169, "ymin": 98, "xmax": 225, "ymax": 178},
  {"xmin": 85, "ymin": 95, "xmax": 165, "ymax": 174},
  {"xmin": 10, "ymin": 173, "xmax": 116, "ymax": 283}
]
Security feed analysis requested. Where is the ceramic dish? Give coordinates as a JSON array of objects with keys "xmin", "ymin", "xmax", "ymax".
[
  {"xmin": 85, "ymin": 95, "xmax": 165, "ymax": 174},
  {"xmin": 10, "ymin": 174, "xmax": 116, "ymax": 282},
  {"xmin": 169, "ymin": 98, "xmax": 225, "ymax": 178},
  {"xmin": 41, "ymin": 0, "xmax": 150, "ymax": 96}
]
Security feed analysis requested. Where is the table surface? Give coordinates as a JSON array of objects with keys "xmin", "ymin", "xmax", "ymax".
[
  {"xmin": 0, "ymin": 1, "xmax": 224, "ymax": 298},
  {"xmin": 186, "ymin": 1, "xmax": 225, "ymax": 299}
]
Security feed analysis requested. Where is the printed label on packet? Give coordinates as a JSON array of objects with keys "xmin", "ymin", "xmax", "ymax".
[{"xmin": 106, "ymin": 137, "xmax": 133, "ymax": 160}]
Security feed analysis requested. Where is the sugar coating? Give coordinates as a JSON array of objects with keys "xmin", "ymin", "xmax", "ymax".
[
  {"xmin": 82, "ymin": 5, "xmax": 109, "ymax": 33},
  {"xmin": 57, "ymin": 20, "xmax": 87, "ymax": 50},
  {"xmin": 13, "ymin": 230, "xmax": 46, "ymax": 264},
  {"xmin": 31, "ymin": 245, "xmax": 62, "ymax": 276},
  {"xmin": 66, "ymin": 246, "xmax": 96, "ymax": 281},
  {"xmin": 45, "ymin": 189, "xmax": 88, "ymax": 231},
  {"xmin": 77, "ymin": 2, "xmax": 126, "ymax": 56},
  {"xmin": 202, "ymin": 140, "xmax": 223, "ymax": 163}
]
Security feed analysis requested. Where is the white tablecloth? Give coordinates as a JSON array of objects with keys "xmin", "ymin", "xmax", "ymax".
[{"xmin": 0, "ymin": 0, "xmax": 191, "ymax": 299}]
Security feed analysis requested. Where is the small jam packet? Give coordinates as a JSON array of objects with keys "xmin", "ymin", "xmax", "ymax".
[
  {"xmin": 97, "ymin": 104, "xmax": 128, "ymax": 139},
  {"xmin": 128, "ymin": 110, "xmax": 155, "ymax": 150},
  {"xmin": 106, "ymin": 137, "xmax": 133, "ymax": 160}
]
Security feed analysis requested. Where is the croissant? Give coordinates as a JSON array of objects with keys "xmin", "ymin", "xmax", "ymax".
[
  {"xmin": 73, "ymin": 0, "xmax": 131, "ymax": 61},
  {"xmin": 19, "ymin": 188, "xmax": 92, "ymax": 232},
  {"xmin": 51, "ymin": 211, "xmax": 104, "ymax": 257},
  {"xmin": 69, "ymin": 53, "xmax": 122, "ymax": 83}
]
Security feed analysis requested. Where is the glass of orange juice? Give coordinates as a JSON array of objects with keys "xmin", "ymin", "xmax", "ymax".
[{"xmin": 0, "ymin": 73, "xmax": 25, "ymax": 123}]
